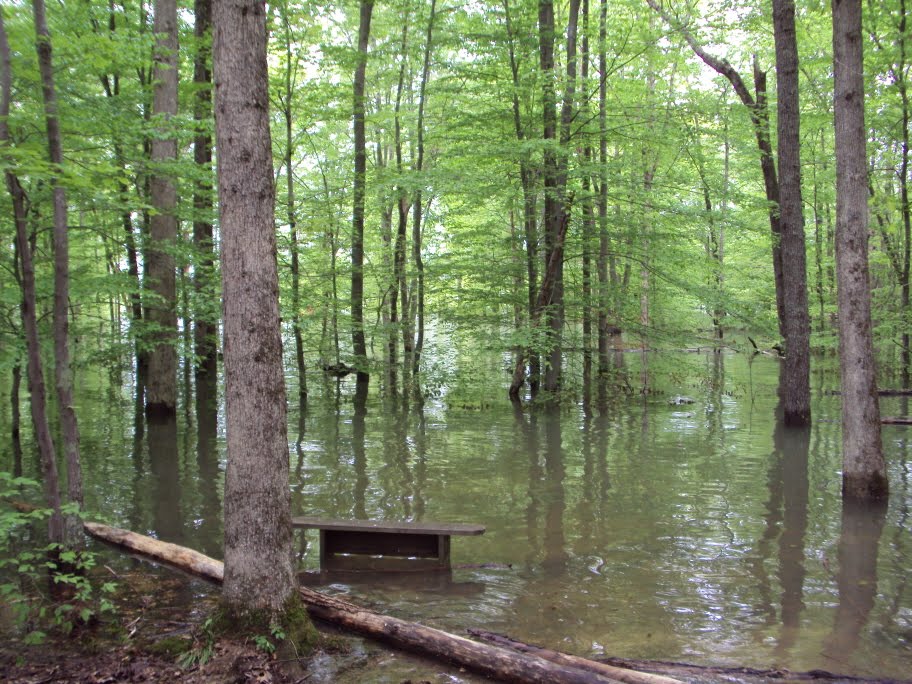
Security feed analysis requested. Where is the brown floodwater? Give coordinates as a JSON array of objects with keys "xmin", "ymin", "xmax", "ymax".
[{"xmin": 3, "ymin": 350, "xmax": 910, "ymax": 681}]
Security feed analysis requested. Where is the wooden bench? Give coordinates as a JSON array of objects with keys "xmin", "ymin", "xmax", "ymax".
[{"xmin": 292, "ymin": 517, "xmax": 485, "ymax": 570}]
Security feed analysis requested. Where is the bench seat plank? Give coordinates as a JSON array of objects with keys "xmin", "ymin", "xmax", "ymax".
[{"xmin": 292, "ymin": 517, "xmax": 485, "ymax": 536}]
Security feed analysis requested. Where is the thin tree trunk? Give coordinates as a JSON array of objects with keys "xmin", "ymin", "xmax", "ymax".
[
  {"xmin": 1, "ymin": 9, "xmax": 64, "ymax": 543},
  {"xmin": 393, "ymin": 19, "xmax": 410, "ymax": 382},
  {"xmin": 32, "ymin": 0, "xmax": 83, "ymax": 542},
  {"xmin": 351, "ymin": 0, "xmax": 374, "ymax": 378},
  {"xmin": 212, "ymin": 0, "xmax": 297, "ymax": 615},
  {"xmin": 597, "ymin": 0, "xmax": 610, "ymax": 379},
  {"xmin": 898, "ymin": 0, "xmax": 912, "ymax": 385},
  {"xmin": 411, "ymin": 0, "xmax": 436, "ymax": 378},
  {"xmin": 146, "ymin": 0, "xmax": 179, "ymax": 416},
  {"xmin": 581, "ymin": 0, "xmax": 593, "ymax": 401},
  {"xmin": 773, "ymin": 0, "xmax": 811, "ymax": 426},
  {"xmin": 193, "ymin": 0, "xmax": 217, "ymax": 386},
  {"xmin": 832, "ymin": 0, "xmax": 888, "ymax": 501},
  {"xmin": 503, "ymin": 0, "xmax": 540, "ymax": 398},
  {"xmin": 280, "ymin": 5, "xmax": 306, "ymax": 404},
  {"xmin": 646, "ymin": 0, "xmax": 785, "ymax": 340}
]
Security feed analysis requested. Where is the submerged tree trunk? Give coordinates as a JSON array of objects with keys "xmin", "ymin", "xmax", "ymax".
[
  {"xmin": 213, "ymin": 0, "xmax": 297, "ymax": 615},
  {"xmin": 146, "ymin": 0, "xmax": 179, "ymax": 416},
  {"xmin": 772, "ymin": 0, "xmax": 811, "ymax": 426},
  {"xmin": 1, "ymin": 9, "xmax": 64, "ymax": 543},
  {"xmin": 832, "ymin": 0, "xmax": 888, "ymax": 501},
  {"xmin": 32, "ymin": 0, "xmax": 83, "ymax": 542},
  {"xmin": 351, "ymin": 0, "xmax": 374, "ymax": 378}
]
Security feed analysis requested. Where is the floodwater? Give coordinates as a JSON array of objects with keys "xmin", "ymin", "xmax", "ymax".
[{"xmin": 3, "ymin": 350, "xmax": 911, "ymax": 681}]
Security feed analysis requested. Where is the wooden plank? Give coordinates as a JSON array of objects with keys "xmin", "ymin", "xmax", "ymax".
[
  {"xmin": 292, "ymin": 516, "xmax": 485, "ymax": 536},
  {"xmin": 881, "ymin": 416, "xmax": 912, "ymax": 425},
  {"xmin": 323, "ymin": 529, "xmax": 441, "ymax": 558}
]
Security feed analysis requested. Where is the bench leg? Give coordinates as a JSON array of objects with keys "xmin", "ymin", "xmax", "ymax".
[{"xmin": 437, "ymin": 535, "xmax": 450, "ymax": 569}]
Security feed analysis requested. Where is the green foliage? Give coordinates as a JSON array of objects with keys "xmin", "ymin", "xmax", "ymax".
[
  {"xmin": 175, "ymin": 616, "xmax": 216, "ymax": 669},
  {"xmin": 0, "ymin": 473, "xmax": 116, "ymax": 644}
]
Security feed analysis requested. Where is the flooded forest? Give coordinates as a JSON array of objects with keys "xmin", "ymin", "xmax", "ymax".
[{"xmin": 1, "ymin": 0, "xmax": 911, "ymax": 681}]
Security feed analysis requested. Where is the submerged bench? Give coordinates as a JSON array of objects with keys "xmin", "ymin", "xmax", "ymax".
[{"xmin": 292, "ymin": 517, "xmax": 485, "ymax": 570}]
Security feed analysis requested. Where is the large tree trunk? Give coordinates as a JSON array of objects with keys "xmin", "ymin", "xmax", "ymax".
[
  {"xmin": 32, "ymin": 0, "xmax": 83, "ymax": 542},
  {"xmin": 193, "ymin": 0, "xmax": 218, "ymax": 388},
  {"xmin": 772, "ymin": 0, "xmax": 811, "ymax": 426},
  {"xmin": 832, "ymin": 0, "xmax": 888, "ymax": 501},
  {"xmin": 146, "ymin": 0, "xmax": 179, "ymax": 416},
  {"xmin": 0, "ymin": 9, "xmax": 64, "ymax": 544},
  {"xmin": 212, "ymin": 0, "xmax": 296, "ymax": 615},
  {"xmin": 351, "ymin": 0, "xmax": 374, "ymax": 378}
]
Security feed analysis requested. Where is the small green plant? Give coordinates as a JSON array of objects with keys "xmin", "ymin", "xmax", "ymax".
[
  {"xmin": 0, "ymin": 472, "xmax": 117, "ymax": 644},
  {"xmin": 251, "ymin": 621, "xmax": 285, "ymax": 655},
  {"xmin": 177, "ymin": 617, "xmax": 216, "ymax": 669}
]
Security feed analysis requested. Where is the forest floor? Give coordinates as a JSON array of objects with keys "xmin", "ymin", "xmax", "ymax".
[{"xmin": 0, "ymin": 566, "xmax": 440, "ymax": 684}]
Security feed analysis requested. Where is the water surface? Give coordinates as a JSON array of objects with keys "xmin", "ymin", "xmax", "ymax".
[{"xmin": 3, "ymin": 351, "xmax": 910, "ymax": 680}]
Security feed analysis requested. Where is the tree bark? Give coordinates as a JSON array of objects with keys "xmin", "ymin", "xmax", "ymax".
[
  {"xmin": 772, "ymin": 0, "xmax": 811, "ymax": 425},
  {"xmin": 0, "ymin": 8, "xmax": 64, "ymax": 544},
  {"xmin": 32, "ymin": 0, "xmax": 83, "ymax": 541},
  {"xmin": 351, "ymin": 0, "xmax": 374, "ymax": 378},
  {"xmin": 213, "ymin": 0, "xmax": 296, "ymax": 614},
  {"xmin": 146, "ymin": 0, "xmax": 179, "ymax": 416},
  {"xmin": 193, "ymin": 0, "xmax": 218, "ymax": 387},
  {"xmin": 468, "ymin": 630, "xmax": 683, "ymax": 684},
  {"xmin": 832, "ymin": 0, "xmax": 888, "ymax": 501}
]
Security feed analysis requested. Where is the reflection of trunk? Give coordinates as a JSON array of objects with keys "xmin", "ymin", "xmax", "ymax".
[
  {"xmin": 353, "ymin": 377, "xmax": 369, "ymax": 520},
  {"xmin": 832, "ymin": 0, "xmax": 887, "ymax": 501},
  {"xmin": 148, "ymin": 415, "xmax": 182, "ymax": 542},
  {"xmin": 351, "ymin": 0, "xmax": 373, "ymax": 375},
  {"xmin": 146, "ymin": 0, "xmax": 179, "ymax": 416},
  {"xmin": 823, "ymin": 499, "xmax": 887, "ymax": 660},
  {"xmin": 772, "ymin": 404, "xmax": 810, "ymax": 655},
  {"xmin": 195, "ymin": 371, "xmax": 221, "ymax": 557},
  {"xmin": 1, "ymin": 15, "xmax": 64, "ymax": 543},
  {"xmin": 542, "ymin": 407, "xmax": 567, "ymax": 576},
  {"xmin": 33, "ymin": 0, "xmax": 84, "ymax": 543}
]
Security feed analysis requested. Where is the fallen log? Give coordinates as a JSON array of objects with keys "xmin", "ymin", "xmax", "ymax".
[
  {"xmin": 468, "ymin": 629, "xmax": 683, "ymax": 684},
  {"xmin": 881, "ymin": 416, "xmax": 912, "ymax": 425},
  {"xmin": 597, "ymin": 655, "xmax": 911, "ymax": 684},
  {"xmin": 84, "ymin": 522, "xmax": 622, "ymax": 684}
]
